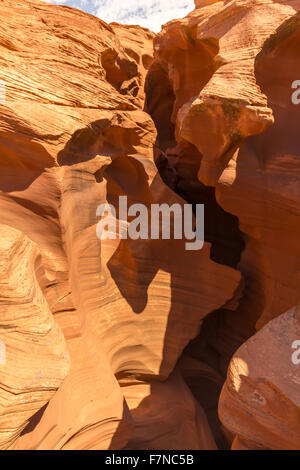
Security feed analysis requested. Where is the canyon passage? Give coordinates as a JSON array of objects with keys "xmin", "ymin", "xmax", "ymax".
[{"xmin": 0, "ymin": 0, "xmax": 299, "ymax": 451}]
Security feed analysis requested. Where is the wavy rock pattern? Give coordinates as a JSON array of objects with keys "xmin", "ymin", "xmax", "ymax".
[
  {"xmin": 1, "ymin": 0, "xmax": 300, "ymax": 450},
  {"xmin": 150, "ymin": 0, "xmax": 300, "ymax": 449},
  {"xmin": 0, "ymin": 0, "xmax": 240, "ymax": 450},
  {"xmin": 0, "ymin": 225, "xmax": 69, "ymax": 450}
]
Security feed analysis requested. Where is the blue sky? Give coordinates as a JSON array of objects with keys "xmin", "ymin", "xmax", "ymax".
[{"xmin": 46, "ymin": 0, "xmax": 195, "ymax": 32}]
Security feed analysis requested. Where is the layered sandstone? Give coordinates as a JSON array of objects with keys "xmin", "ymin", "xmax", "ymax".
[
  {"xmin": 0, "ymin": 0, "xmax": 240, "ymax": 450},
  {"xmin": 219, "ymin": 306, "xmax": 300, "ymax": 450},
  {"xmin": 0, "ymin": 0, "xmax": 300, "ymax": 451},
  {"xmin": 0, "ymin": 225, "xmax": 69, "ymax": 450},
  {"xmin": 150, "ymin": 0, "xmax": 300, "ymax": 449}
]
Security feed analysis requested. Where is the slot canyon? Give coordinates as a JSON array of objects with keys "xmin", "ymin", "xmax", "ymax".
[{"xmin": 0, "ymin": 0, "xmax": 299, "ymax": 450}]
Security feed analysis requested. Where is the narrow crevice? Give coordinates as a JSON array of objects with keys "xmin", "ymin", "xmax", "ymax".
[{"xmin": 144, "ymin": 56, "xmax": 246, "ymax": 449}]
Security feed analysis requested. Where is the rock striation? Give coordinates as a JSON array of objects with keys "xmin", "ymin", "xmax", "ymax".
[
  {"xmin": 147, "ymin": 0, "xmax": 300, "ymax": 449},
  {"xmin": 0, "ymin": 0, "xmax": 300, "ymax": 450},
  {"xmin": 0, "ymin": 0, "xmax": 240, "ymax": 450}
]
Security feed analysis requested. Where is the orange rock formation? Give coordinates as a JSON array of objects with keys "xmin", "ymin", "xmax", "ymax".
[{"xmin": 0, "ymin": 0, "xmax": 299, "ymax": 450}]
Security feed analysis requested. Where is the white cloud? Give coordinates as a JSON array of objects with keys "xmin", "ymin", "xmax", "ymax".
[
  {"xmin": 95, "ymin": 0, "xmax": 194, "ymax": 31},
  {"xmin": 44, "ymin": 0, "xmax": 195, "ymax": 32}
]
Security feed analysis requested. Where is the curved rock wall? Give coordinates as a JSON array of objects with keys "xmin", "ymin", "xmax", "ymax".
[
  {"xmin": 0, "ymin": 0, "xmax": 299, "ymax": 450},
  {"xmin": 149, "ymin": 0, "xmax": 300, "ymax": 449}
]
